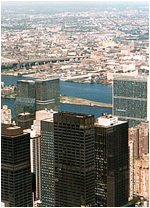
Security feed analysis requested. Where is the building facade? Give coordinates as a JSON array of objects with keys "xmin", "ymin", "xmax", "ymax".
[
  {"xmin": 54, "ymin": 112, "xmax": 95, "ymax": 207},
  {"xmin": 1, "ymin": 105, "xmax": 11, "ymax": 124},
  {"xmin": 35, "ymin": 79, "xmax": 60, "ymax": 112},
  {"xmin": 17, "ymin": 112, "xmax": 35, "ymax": 130},
  {"xmin": 129, "ymin": 122, "xmax": 149, "ymax": 201},
  {"xmin": 41, "ymin": 118, "xmax": 55, "ymax": 207},
  {"xmin": 133, "ymin": 153, "xmax": 149, "ymax": 200},
  {"xmin": 23, "ymin": 128, "xmax": 41, "ymax": 202},
  {"xmin": 113, "ymin": 74, "xmax": 148, "ymax": 127},
  {"xmin": 1, "ymin": 125, "xmax": 32, "ymax": 207},
  {"xmin": 15, "ymin": 78, "xmax": 60, "ymax": 123},
  {"xmin": 15, "ymin": 80, "xmax": 36, "ymax": 121},
  {"xmin": 95, "ymin": 114, "xmax": 129, "ymax": 207},
  {"xmin": 23, "ymin": 109, "xmax": 56, "ymax": 206}
]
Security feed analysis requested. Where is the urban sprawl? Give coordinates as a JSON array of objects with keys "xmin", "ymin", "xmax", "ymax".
[{"xmin": 1, "ymin": 2, "xmax": 149, "ymax": 208}]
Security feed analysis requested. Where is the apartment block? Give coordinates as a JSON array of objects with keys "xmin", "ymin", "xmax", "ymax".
[{"xmin": 129, "ymin": 122, "xmax": 149, "ymax": 200}]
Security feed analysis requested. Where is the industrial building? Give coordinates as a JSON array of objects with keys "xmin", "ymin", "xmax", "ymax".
[
  {"xmin": 1, "ymin": 125, "xmax": 32, "ymax": 207},
  {"xmin": 54, "ymin": 112, "xmax": 95, "ymax": 207},
  {"xmin": 95, "ymin": 113, "xmax": 129, "ymax": 207},
  {"xmin": 113, "ymin": 74, "xmax": 148, "ymax": 127}
]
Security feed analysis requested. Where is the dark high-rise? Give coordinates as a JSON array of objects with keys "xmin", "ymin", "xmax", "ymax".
[
  {"xmin": 95, "ymin": 114, "xmax": 129, "ymax": 207},
  {"xmin": 54, "ymin": 112, "xmax": 95, "ymax": 207},
  {"xmin": 15, "ymin": 80, "xmax": 36, "ymax": 121},
  {"xmin": 1, "ymin": 125, "xmax": 32, "ymax": 207},
  {"xmin": 17, "ymin": 112, "xmax": 35, "ymax": 130},
  {"xmin": 35, "ymin": 79, "xmax": 60, "ymax": 111},
  {"xmin": 15, "ymin": 78, "xmax": 60, "ymax": 123}
]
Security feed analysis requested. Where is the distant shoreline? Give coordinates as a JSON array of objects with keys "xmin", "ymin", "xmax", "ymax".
[
  {"xmin": 1, "ymin": 95, "xmax": 112, "ymax": 108},
  {"xmin": 60, "ymin": 96, "xmax": 112, "ymax": 108}
]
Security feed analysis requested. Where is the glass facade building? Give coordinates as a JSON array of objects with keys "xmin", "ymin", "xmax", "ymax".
[
  {"xmin": 95, "ymin": 115, "xmax": 129, "ymax": 207},
  {"xmin": 1, "ymin": 125, "xmax": 32, "ymax": 207},
  {"xmin": 15, "ymin": 78, "xmax": 60, "ymax": 123},
  {"xmin": 54, "ymin": 112, "xmax": 95, "ymax": 207},
  {"xmin": 35, "ymin": 79, "xmax": 60, "ymax": 112},
  {"xmin": 113, "ymin": 75, "xmax": 148, "ymax": 127},
  {"xmin": 15, "ymin": 80, "xmax": 36, "ymax": 122},
  {"xmin": 40, "ymin": 118, "xmax": 55, "ymax": 207}
]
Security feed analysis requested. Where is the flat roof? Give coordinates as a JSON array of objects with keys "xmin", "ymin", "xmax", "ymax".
[
  {"xmin": 113, "ymin": 74, "xmax": 148, "ymax": 82},
  {"xmin": 95, "ymin": 120, "xmax": 127, "ymax": 127}
]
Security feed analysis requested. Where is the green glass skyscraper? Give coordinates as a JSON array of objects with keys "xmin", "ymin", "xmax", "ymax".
[
  {"xmin": 15, "ymin": 78, "xmax": 60, "ymax": 123},
  {"xmin": 113, "ymin": 74, "xmax": 148, "ymax": 127}
]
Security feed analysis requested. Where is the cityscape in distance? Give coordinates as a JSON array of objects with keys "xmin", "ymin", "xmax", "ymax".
[{"xmin": 1, "ymin": 1, "xmax": 149, "ymax": 207}]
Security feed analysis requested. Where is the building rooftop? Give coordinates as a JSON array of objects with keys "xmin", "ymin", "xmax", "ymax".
[
  {"xmin": 113, "ymin": 74, "xmax": 148, "ymax": 82},
  {"xmin": 1, "ymin": 125, "xmax": 24, "ymax": 136},
  {"xmin": 95, "ymin": 113, "xmax": 127, "ymax": 127}
]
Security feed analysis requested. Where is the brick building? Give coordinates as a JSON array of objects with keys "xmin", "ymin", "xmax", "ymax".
[{"xmin": 129, "ymin": 122, "xmax": 149, "ymax": 200}]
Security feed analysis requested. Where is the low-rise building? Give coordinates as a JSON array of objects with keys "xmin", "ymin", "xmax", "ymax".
[{"xmin": 1, "ymin": 105, "xmax": 11, "ymax": 124}]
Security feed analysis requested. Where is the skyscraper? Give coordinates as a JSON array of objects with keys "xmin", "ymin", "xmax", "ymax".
[
  {"xmin": 1, "ymin": 125, "xmax": 32, "ymax": 207},
  {"xmin": 128, "ymin": 122, "xmax": 149, "ymax": 200},
  {"xmin": 23, "ymin": 128, "xmax": 41, "ymax": 202},
  {"xmin": 15, "ymin": 78, "xmax": 60, "ymax": 123},
  {"xmin": 15, "ymin": 80, "xmax": 36, "ymax": 121},
  {"xmin": 23, "ymin": 109, "xmax": 57, "ymax": 206},
  {"xmin": 113, "ymin": 74, "xmax": 148, "ymax": 127},
  {"xmin": 54, "ymin": 112, "xmax": 95, "ymax": 207},
  {"xmin": 41, "ymin": 116, "xmax": 55, "ymax": 207},
  {"xmin": 95, "ymin": 113, "xmax": 129, "ymax": 207},
  {"xmin": 35, "ymin": 78, "xmax": 60, "ymax": 111}
]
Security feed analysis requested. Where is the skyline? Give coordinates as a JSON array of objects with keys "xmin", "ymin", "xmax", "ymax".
[{"xmin": 1, "ymin": 0, "xmax": 149, "ymax": 207}]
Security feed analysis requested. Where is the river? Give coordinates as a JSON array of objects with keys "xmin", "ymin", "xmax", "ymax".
[{"xmin": 1, "ymin": 75, "xmax": 112, "ymax": 120}]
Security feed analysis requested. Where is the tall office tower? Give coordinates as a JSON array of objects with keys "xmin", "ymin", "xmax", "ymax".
[
  {"xmin": 17, "ymin": 112, "xmax": 35, "ymax": 130},
  {"xmin": 35, "ymin": 79, "xmax": 60, "ymax": 112},
  {"xmin": 1, "ymin": 105, "xmax": 11, "ymax": 124},
  {"xmin": 95, "ymin": 114, "xmax": 129, "ymax": 207},
  {"xmin": 15, "ymin": 78, "xmax": 60, "ymax": 123},
  {"xmin": 54, "ymin": 112, "xmax": 95, "ymax": 207},
  {"xmin": 113, "ymin": 74, "xmax": 148, "ymax": 127},
  {"xmin": 128, "ymin": 122, "xmax": 149, "ymax": 200},
  {"xmin": 40, "ymin": 112, "xmax": 56, "ymax": 207},
  {"xmin": 23, "ymin": 109, "xmax": 56, "ymax": 207},
  {"xmin": 23, "ymin": 128, "xmax": 41, "ymax": 202},
  {"xmin": 15, "ymin": 80, "xmax": 36, "ymax": 122},
  {"xmin": 1, "ymin": 125, "xmax": 32, "ymax": 207}
]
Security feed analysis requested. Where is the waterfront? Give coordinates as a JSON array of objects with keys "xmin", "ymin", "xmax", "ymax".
[{"xmin": 1, "ymin": 75, "xmax": 112, "ymax": 120}]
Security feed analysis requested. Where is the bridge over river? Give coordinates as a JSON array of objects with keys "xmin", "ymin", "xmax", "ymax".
[{"xmin": 1, "ymin": 55, "xmax": 90, "ymax": 68}]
